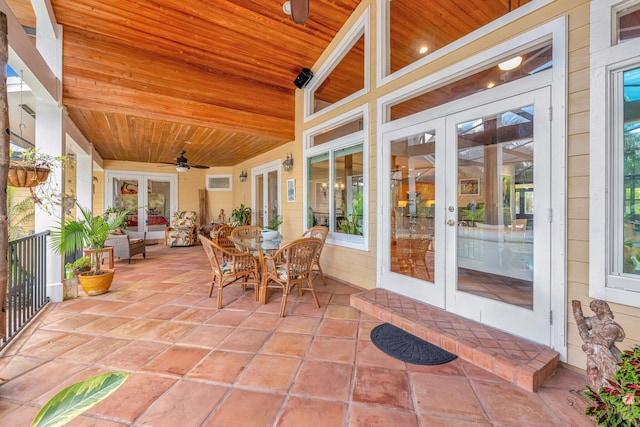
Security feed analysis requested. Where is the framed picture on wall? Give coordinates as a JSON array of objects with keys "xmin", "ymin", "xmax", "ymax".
[
  {"xmin": 287, "ymin": 179, "xmax": 296, "ymax": 202},
  {"xmin": 459, "ymin": 179, "xmax": 479, "ymax": 195}
]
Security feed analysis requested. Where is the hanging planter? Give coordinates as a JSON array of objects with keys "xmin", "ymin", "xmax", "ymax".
[{"xmin": 8, "ymin": 162, "xmax": 50, "ymax": 188}]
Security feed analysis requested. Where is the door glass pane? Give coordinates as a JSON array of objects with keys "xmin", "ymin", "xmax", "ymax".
[
  {"xmin": 113, "ymin": 178, "xmax": 140, "ymax": 232},
  {"xmin": 266, "ymin": 170, "xmax": 279, "ymax": 229},
  {"xmin": 390, "ymin": 131, "xmax": 436, "ymax": 282},
  {"xmin": 255, "ymin": 174, "xmax": 264, "ymax": 227},
  {"xmin": 335, "ymin": 145, "xmax": 364, "ymax": 235},
  {"xmin": 308, "ymin": 154, "xmax": 330, "ymax": 229},
  {"xmin": 456, "ymin": 106, "xmax": 534, "ymax": 309},
  {"xmin": 147, "ymin": 180, "xmax": 170, "ymax": 232}
]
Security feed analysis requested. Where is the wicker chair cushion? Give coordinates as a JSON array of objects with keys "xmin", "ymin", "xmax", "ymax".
[{"xmin": 275, "ymin": 264, "xmax": 303, "ymax": 281}]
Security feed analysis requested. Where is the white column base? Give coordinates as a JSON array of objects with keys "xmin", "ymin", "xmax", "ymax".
[{"xmin": 47, "ymin": 282, "xmax": 63, "ymax": 303}]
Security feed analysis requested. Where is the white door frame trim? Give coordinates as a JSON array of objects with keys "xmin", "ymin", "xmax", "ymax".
[{"xmin": 376, "ymin": 18, "xmax": 567, "ymax": 360}]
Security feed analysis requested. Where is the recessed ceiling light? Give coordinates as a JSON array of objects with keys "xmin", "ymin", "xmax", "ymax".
[
  {"xmin": 282, "ymin": 1, "xmax": 292, "ymax": 15},
  {"xmin": 419, "ymin": 46, "xmax": 429, "ymax": 55},
  {"xmin": 487, "ymin": 82, "xmax": 495, "ymax": 89},
  {"xmin": 498, "ymin": 56, "xmax": 523, "ymax": 71}
]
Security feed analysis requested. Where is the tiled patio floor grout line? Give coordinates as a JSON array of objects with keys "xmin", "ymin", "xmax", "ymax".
[{"xmin": 0, "ymin": 244, "xmax": 595, "ymax": 426}]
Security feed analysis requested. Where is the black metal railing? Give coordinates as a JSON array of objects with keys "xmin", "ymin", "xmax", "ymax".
[{"xmin": 2, "ymin": 231, "xmax": 50, "ymax": 348}]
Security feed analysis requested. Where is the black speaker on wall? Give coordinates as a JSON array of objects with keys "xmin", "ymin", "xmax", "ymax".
[{"xmin": 294, "ymin": 68, "xmax": 314, "ymax": 89}]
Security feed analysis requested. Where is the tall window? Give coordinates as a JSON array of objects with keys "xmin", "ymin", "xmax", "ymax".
[
  {"xmin": 307, "ymin": 145, "xmax": 364, "ymax": 235},
  {"xmin": 305, "ymin": 109, "xmax": 368, "ymax": 249},
  {"xmin": 590, "ymin": 0, "xmax": 640, "ymax": 306},
  {"xmin": 620, "ymin": 67, "xmax": 640, "ymax": 275}
]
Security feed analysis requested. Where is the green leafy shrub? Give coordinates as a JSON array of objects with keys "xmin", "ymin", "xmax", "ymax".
[{"xmin": 584, "ymin": 346, "xmax": 640, "ymax": 426}]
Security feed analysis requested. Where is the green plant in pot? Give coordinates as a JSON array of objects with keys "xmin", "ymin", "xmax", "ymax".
[
  {"xmin": 230, "ymin": 203, "xmax": 252, "ymax": 226},
  {"xmin": 266, "ymin": 215, "xmax": 283, "ymax": 231},
  {"xmin": 65, "ymin": 256, "xmax": 93, "ymax": 276},
  {"xmin": 51, "ymin": 205, "xmax": 129, "ymax": 296}
]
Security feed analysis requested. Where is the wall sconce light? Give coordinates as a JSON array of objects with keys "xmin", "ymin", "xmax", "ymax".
[
  {"xmin": 239, "ymin": 169, "xmax": 247, "ymax": 182},
  {"xmin": 283, "ymin": 153, "xmax": 294, "ymax": 172}
]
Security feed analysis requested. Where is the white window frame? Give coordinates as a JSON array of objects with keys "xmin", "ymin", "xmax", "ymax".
[
  {"xmin": 206, "ymin": 174, "xmax": 232, "ymax": 191},
  {"xmin": 303, "ymin": 8, "xmax": 370, "ymax": 122},
  {"xmin": 590, "ymin": 0, "xmax": 640, "ymax": 307},
  {"xmin": 304, "ymin": 105, "xmax": 369, "ymax": 250},
  {"xmin": 376, "ymin": 0, "xmax": 552, "ymax": 87},
  {"xmin": 378, "ymin": 18, "xmax": 568, "ymax": 359}
]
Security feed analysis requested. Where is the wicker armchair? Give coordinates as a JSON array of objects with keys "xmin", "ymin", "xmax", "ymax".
[
  {"xmin": 165, "ymin": 211, "xmax": 198, "ymax": 247},
  {"xmin": 199, "ymin": 235, "xmax": 260, "ymax": 308},
  {"xmin": 260, "ymin": 237, "xmax": 323, "ymax": 317},
  {"xmin": 105, "ymin": 229, "xmax": 146, "ymax": 263},
  {"xmin": 301, "ymin": 226, "xmax": 329, "ymax": 285}
]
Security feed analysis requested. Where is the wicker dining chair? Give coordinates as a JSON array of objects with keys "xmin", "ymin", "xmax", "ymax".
[
  {"xmin": 199, "ymin": 235, "xmax": 259, "ymax": 309},
  {"xmin": 301, "ymin": 226, "xmax": 329, "ymax": 286},
  {"xmin": 231, "ymin": 225, "xmax": 263, "ymax": 238},
  {"xmin": 260, "ymin": 237, "xmax": 323, "ymax": 317},
  {"xmin": 231, "ymin": 225, "xmax": 263, "ymax": 253},
  {"xmin": 213, "ymin": 224, "xmax": 236, "ymax": 259}
]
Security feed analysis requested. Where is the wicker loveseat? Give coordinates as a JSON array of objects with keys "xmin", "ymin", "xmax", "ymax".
[{"xmin": 105, "ymin": 229, "xmax": 147, "ymax": 263}]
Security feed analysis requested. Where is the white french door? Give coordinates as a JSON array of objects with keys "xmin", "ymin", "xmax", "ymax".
[
  {"xmin": 104, "ymin": 171, "xmax": 178, "ymax": 240},
  {"xmin": 252, "ymin": 160, "xmax": 281, "ymax": 228},
  {"xmin": 382, "ymin": 87, "xmax": 552, "ymax": 345},
  {"xmin": 381, "ymin": 119, "xmax": 446, "ymax": 307},
  {"xmin": 444, "ymin": 87, "xmax": 551, "ymax": 345}
]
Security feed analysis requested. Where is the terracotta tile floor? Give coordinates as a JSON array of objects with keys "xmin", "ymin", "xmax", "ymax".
[{"xmin": 0, "ymin": 244, "xmax": 594, "ymax": 426}]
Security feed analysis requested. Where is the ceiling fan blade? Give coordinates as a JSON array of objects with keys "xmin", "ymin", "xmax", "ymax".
[
  {"xmin": 187, "ymin": 163, "xmax": 209, "ymax": 169},
  {"xmin": 290, "ymin": 0, "xmax": 309, "ymax": 24}
]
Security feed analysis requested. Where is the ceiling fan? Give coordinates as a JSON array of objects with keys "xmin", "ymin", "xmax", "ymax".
[{"xmin": 160, "ymin": 151, "xmax": 209, "ymax": 172}]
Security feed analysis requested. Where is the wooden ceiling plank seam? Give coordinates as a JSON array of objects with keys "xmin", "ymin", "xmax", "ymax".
[
  {"xmin": 54, "ymin": 1, "xmax": 334, "ymax": 72},
  {"xmin": 62, "ymin": 57, "xmax": 296, "ymax": 118},
  {"xmin": 65, "ymin": 95, "xmax": 293, "ymax": 142},
  {"xmin": 62, "ymin": 69, "xmax": 295, "ymax": 125},
  {"xmin": 62, "ymin": 27, "xmax": 316, "ymax": 92}
]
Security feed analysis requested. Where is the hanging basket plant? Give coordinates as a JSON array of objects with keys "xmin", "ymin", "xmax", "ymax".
[
  {"xmin": 7, "ymin": 162, "xmax": 50, "ymax": 188},
  {"xmin": 7, "ymin": 148, "xmax": 72, "ymax": 189}
]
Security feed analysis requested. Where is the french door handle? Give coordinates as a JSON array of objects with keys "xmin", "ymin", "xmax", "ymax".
[{"xmin": 447, "ymin": 220, "xmax": 456, "ymax": 226}]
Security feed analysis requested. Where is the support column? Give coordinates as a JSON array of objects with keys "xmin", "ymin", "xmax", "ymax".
[{"xmin": 35, "ymin": 102, "xmax": 64, "ymax": 302}]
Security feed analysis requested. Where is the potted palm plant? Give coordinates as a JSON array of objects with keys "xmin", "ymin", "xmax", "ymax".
[
  {"xmin": 229, "ymin": 203, "xmax": 252, "ymax": 226},
  {"xmin": 50, "ymin": 204, "xmax": 129, "ymax": 296}
]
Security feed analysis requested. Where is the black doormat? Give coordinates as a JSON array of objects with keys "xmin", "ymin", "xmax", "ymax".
[{"xmin": 370, "ymin": 323, "xmax": 457, "ymax": 365}]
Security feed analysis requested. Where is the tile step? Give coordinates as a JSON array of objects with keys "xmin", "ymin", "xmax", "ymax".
[{"xmin": 350, "ymin": 288, "xmax": 559, "ymax": 392}]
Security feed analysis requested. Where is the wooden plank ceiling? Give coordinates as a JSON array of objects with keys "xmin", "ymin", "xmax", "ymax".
[{"xmin": 5, "ymin": 0, "xmax": 533, "ymax": 168}]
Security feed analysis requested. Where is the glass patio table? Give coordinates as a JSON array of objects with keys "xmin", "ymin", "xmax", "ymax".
[{"xmin": 228, "ymin": 234, "xmax": 291, "ymax": 303}]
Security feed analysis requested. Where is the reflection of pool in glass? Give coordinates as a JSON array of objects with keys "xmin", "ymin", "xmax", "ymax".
[{"xmin": 457, "ymin": 225, "xmax": 533, "ymax": 282}]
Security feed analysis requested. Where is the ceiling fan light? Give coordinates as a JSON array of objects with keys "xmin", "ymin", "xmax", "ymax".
[
  {"xmin": 282, "ymin": 1, "xmax": 291, "ymax": 15},
  {"xmin": 498, "ymin": 56, "xmax": 523, "ymax": 71},
  {"xmin": 176, "ymin": 165, "xmax": 188, "ymax": 173}
]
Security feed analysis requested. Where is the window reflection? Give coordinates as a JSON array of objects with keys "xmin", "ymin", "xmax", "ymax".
[
  {"xmin": 313, "ymin": 35, "xmax": 365, "ymax": 114},
  {"xmin": 617, "ymin": 5, "xmax": 640, "ymax": 44},
  {"xmin": 387, "ymin": 0, "xmax": 532, "ymax": 76},
  {"xmin": 622, "ymin": 66, "xmax": 640, "ymax": 274},
  {"xmin": 389, "ymin": 43, "xmax": 552, "ymax": 121},
  {"xmin": 306, "ymin": 145, "xmax": 364, "ymax": 236}
]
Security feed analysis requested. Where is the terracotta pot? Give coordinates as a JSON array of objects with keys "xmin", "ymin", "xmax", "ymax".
[
  {"xmin": 78, "ymin": 269, "xmax": 115, "ymax": 296},
  {"xmin": 7, "ymin": 165, "xmax": 50, "ymax": 188}
]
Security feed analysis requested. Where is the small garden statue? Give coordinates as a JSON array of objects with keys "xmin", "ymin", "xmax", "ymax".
[
  {"xmin": 572, "ymin": 299, "xmax": 626, "ymax": 390},
  {"xmin": 217, "ymin": 208, "xmax": 226, "ymax": 223}
]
